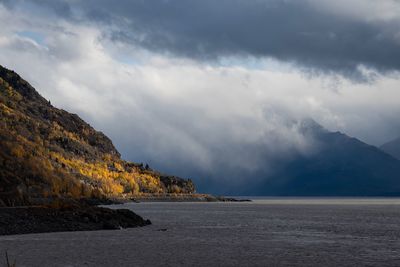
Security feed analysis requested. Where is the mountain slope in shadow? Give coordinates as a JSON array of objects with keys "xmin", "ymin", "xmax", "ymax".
[
  {"xmin": 256, "ymin": 120, "xmax": 400, "ymax": 196},
  {"xmin": 381, "ymin": 137, "xmax": 400, "ymax": 160}
]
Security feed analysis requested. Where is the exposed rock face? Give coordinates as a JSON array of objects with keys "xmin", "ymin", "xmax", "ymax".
[{"xmin": 0, "ymin": 65, "xmax": 195, "ymax": 206}]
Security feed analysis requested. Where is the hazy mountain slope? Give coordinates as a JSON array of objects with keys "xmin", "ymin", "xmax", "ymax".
[
  {"xmin": 380, "ymin": 137, "xmax": 400, "ymax": 160},
  {"xmin": 255, "ymin": 120, "xmax": 400, "ymax": 196},
  {"xmin": 0, "ymin": 65, "xmax": 194, "ymax": 206}
]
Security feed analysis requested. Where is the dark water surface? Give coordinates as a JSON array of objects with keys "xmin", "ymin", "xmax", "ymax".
[{"xmin": 1, "ymin": 198, "xmax": 400, "ymax": 266}]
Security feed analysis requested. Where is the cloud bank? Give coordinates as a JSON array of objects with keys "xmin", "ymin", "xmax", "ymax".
[
  {"xmin": 3, "ymin": 0, "xmax": 400, "ymax": 78},
  {"xmin": 0, "ymin": 1, "xmax": 400, "ymax": 192}
]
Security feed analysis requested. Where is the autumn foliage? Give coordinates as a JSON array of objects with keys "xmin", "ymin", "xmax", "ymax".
[{"xmin": 0, "ymin": 65, "xmax": 195, "ymax": 206}]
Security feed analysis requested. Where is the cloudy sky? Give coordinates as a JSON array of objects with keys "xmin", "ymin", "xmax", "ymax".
[{"xmin": 1, "ymin": 0, "xmax": 400, "ymax": 192}]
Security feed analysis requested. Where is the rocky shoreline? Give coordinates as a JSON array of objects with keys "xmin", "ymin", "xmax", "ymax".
[
  {"xmin": 124, "ymin": 194, "xmax": 252, "ymax": 203},
  {"xmin": 0, "ymin": 205, "xmax": 151, "ymax": 236},
  {"xmin": 0, "ymin": 195, "xmax": 250, "ymax": 236}
]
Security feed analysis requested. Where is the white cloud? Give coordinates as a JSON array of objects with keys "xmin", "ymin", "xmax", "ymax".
[{"xmin": 1, "ymin": 2, "xmax": 400, "ymax": 186}]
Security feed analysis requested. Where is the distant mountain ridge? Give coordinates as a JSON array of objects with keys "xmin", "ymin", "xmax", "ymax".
[
  {"xmin": 2, "ymin": 64, "xmax": 399, "ymax": 201},
  {"xmin": 380, "ymin": 137, "xmax": 400, "ymax": 160},
  {"xmin": 255, "ymin": 121, "xmax": 400, "ymax": 196},
  {"xmin": 0, "ymin": 65, "xmax": 195, "ymax": 206}
]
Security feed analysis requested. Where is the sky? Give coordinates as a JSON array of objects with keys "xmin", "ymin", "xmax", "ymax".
[{"xmin": 1, "ymin": 0, "xmax": 400, "ymax": 192}]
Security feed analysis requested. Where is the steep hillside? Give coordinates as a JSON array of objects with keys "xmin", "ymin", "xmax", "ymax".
[
  {"xmin": 380, "ymin": 137, "xmax": 400, "ymax": 160},
  {"xmin": 0, "ymin": 65, "xmax": 194, "ymax": 206}
]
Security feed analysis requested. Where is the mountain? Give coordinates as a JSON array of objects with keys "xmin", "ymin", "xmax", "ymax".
[
  {"xmin": 2, "ymin": 65, "xmax": 398, "ymax": 201},
  {"xmin": 0, "ymin": 65, "xmax": 194, "ymax": 206},
  {"xmin": 380, "ymin": 137, "xmax": 400, "ymax": 160},
  {"xmin": 253, "ymin": 120, "xmax": 400, "ymax": 196}
]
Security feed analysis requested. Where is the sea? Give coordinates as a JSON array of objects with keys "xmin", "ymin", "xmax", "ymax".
[{"xmin": 1, "ymin": 197, "xmax": 400, "ymax": 266}]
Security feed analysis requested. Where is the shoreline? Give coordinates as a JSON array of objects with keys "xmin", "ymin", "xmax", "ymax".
[
  {"xmin": 0, "ymin": 205, "xmax": 151, "ymax": 236},
  {"xmin": 25, "ymin": 194, "xmax": 252, "ymax": 206},
  {"xmin": 123, "ymin": 194, "xmax": 252, "ymax": 203},
  {"xmin": 0, "ymin": 194, "xmax": 250, "ymax": 236},
  {"xmin": 2, "ymin": 200, "xmax": 399, "ymax": 266}
]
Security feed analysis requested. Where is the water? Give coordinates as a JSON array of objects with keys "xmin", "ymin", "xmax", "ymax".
[{"xmin": 1, "ymin": 198, "xmax": 400, "ymax": 266}]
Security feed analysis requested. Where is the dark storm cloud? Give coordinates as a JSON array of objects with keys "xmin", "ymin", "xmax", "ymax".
[
  {"xmin": 3, "ymin": 0, "xmax": 400, "ymax": 78},
  {"xmin": 0, "ymin": 0, "xmax": 72, "ymax": 17}
]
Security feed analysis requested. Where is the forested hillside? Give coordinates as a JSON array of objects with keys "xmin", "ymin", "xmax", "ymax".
[{"xmin": 0, "ymin": 65, "xmax": 195, "ymax": 206}]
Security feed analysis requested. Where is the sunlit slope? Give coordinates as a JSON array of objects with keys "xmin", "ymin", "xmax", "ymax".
[{"xmin": 0, "ymin": 65, "xmax": 194, "ymax": 206}]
